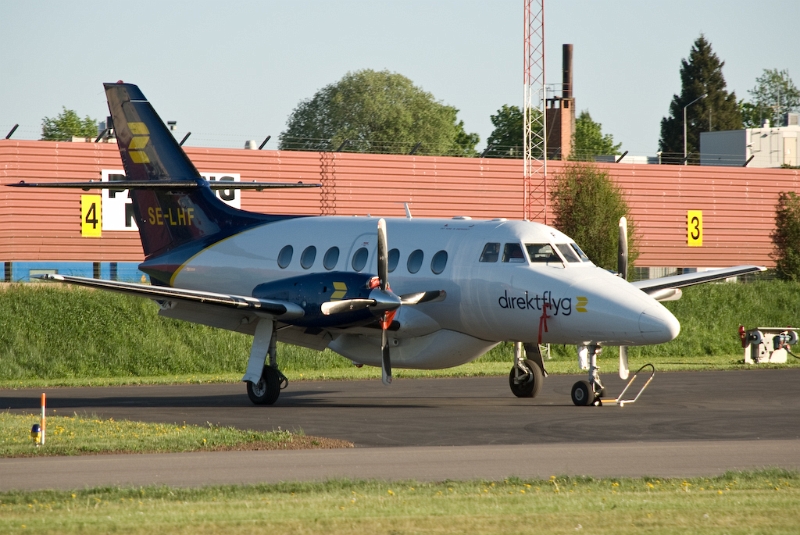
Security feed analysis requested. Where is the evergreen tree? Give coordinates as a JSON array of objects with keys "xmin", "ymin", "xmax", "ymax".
[
  {"xmin": 571, "ymin": 110, "xmax": 621, "ymax": 161},
  {"xmin": 550, "ymin": 163, "xmax": 638, "ymax": 271},
  {"xmin": 658, "ymin": 36, "xmax": 742, "ymax": 164},
  {"xmin": 279, "ymin": 69, "xmax": 479, "ymax": 156},
  {"xmin": 772, "ymin": 191, "xmax": 800, "ymax": 281},
  {"xmin": 41, "ymin": 107, "xmax": 97, "ymax": 141}
]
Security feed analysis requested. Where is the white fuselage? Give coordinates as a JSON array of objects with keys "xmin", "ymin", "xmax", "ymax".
[{"xmin": 169, "ymin": 216, "xmax": 680, "ymax": 370}]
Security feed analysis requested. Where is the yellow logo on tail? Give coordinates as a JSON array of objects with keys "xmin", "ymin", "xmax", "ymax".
[
  {"xmin": 576, "ymin": 296, "xmax": 588, "ymax": 313},
  {"xmin": 127, "ymin": 122, "xmax": 150, "ymax": 163}
]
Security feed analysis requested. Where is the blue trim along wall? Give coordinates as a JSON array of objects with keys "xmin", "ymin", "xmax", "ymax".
[{"xmin": 3, "ymin": 262, "xmax": 149, "ymax": 283}]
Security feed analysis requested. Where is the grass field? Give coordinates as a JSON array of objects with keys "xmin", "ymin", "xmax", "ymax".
[
  {"xmin": 0, "ymin": 470, "xmax": 797, "ymax": 534},
  {"xmin": 0, "ymin": 413, "xmax": 351, "ymax": 457},
  {"xmin": 0, "ymin": 280, "xmax": 797, "ymax": 388}
]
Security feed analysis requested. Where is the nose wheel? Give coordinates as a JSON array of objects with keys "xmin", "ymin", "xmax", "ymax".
[{"xmin": 571, "ymin": 344, "xmax": 605, "ymax": 406}]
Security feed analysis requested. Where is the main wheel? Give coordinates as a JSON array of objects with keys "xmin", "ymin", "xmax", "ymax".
[
  {"xmin": 247, "ymin": 365, "xmax": 281, "ymax": 405},
  {"xmin": 509, "ymin": 359, "xmax": 544, "ymax": 398},
  {"xmin": 571, "ymin": 380, "xmax": 595, "ymax": 406}
]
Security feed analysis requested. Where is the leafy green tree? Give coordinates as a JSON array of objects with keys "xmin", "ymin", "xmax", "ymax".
[
  {"xmin": 485, "ymin": 105, "xmax": 523, "ymax": 157},
  {"xmin": 746, "ymin": 69, "xmax": 800, "ymax": 127},
  {"xmin": 484, "ymin": 104, "xmax": 546, "ymax": 158},
  {"xmin": 659, "ymin": 35, "xmax": 742, "ymax": 164},
  {"xmin": 279, "ymin": 69, "xmax": 479, "ymax": 156},
  {"xmin": 772, "ymin": 191, "xmax": 800, "ymax": 281},
  {"xmin": 570, "ymin": 110, "xmax": 621, "ymax": 161},
  {"xmin": 550, "ymin": 163, "xmax": 638, "ymax": 271},
  {"xmin": 41, "ymin": 107, "xmax": 97, "ymax": 141}
]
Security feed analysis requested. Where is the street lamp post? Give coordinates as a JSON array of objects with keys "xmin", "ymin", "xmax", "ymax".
[{"xmin": 683, "ymin": 94, "xmax": 707, "ymax": 165}]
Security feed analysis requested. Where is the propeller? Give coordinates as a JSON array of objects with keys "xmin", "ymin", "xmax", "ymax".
[
  {"xmin": 319, "ymin": 219, "xmax": 446, "ymax": 385},
  {"xmin": 618, "ymin": 216, "xmax": 630, "ymax": 380},
  {"xmin": 376, "ymin": 218, "xmax": 394, "ymax": 385}
]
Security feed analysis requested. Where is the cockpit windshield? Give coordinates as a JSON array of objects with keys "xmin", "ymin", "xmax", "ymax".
[
  {"xmin": 525, "ymin": 243, "xmax": 561, "ymax": 263},
  {"xmin": 556, "ymin": 243, "xmax": 581, "ymax": 263},
  {"xmin": 570, "ymin": 242, "xmax": 590, "ymax": 262}
]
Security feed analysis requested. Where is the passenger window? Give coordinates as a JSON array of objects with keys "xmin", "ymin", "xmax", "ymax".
[
  {"xmin": 502, "ymin": 243, "xmax": 526, "ymax": 263},
  {"xmin": 570, "ymin": 243, "xmax": 590, "ymax": 262},
  {"xmin": 431, "ymin": 250, "xmax": 448, "ymax": 274},
  {"xmin": 388, "ymin": 248, "xmax": 400, "ymax": 272},
  {"xmin": 351, "ymin": 247, "xmax": 368, "ymax": 272},
  {"xmin": 556, "ymin": 243, "xmax": 581, "ymax": 263},
  {"xmin": 526, "ymin": 243, "xmax": 561, "ymax": 263},
  {"xmin": 480, "ymin": 243, "xmax": 500, "ymax": 262},
  {"xmin": 300, "ymin": 246, "xmax": 316, "ymax": 269},
  {"xmin": 323, "ymin": 246, "xmax": 339, "ymax": 270},
  {"xmin": 407, "ymin": 249, "xmax": 424, "ymax": 274},
  {"xmin": 277, "ymin": 245, "xmax": 293, "ymax": 269}
]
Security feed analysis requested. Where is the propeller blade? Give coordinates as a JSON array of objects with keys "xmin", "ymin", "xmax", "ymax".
[
  {"xmin": 618, "ymin": 217, "xmax": 630, "ymax": 377},
  {"xmin": 399, "ymin": 290, "xmax": 447, "ymax": 305},
  {"xmin": 381, "ymin": 315, "xmax": 392, "ymax": 385},
  {"xmin": 320, "ymin": 298, "xmax": 375, "ymax": 316},
  {"xmin": 619, "ymin": 345, "xmax": 629, "ymax": 380},
  {"xmin": 618, "ymin": 216, "xmax": 628, "ymax": 281},
  {"xmin": 377, "ymin": 218, "xmax": 388, "ymax": 291}
]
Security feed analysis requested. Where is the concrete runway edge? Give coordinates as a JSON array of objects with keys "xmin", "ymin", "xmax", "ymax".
[{"xmin": 2, "ymin": 439, "xmax": 798, "ymax": 491}]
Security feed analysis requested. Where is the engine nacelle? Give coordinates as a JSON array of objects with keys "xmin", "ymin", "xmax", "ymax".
[{"xmin": 253, "ymin": 272, "xmax": 377, "ymax": 327}]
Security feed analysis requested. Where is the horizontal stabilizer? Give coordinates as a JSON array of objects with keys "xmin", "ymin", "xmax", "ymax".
[
  {"xmin": 8, "ymin": 180, "xmax": 320, "ymax": 190},
  {"xmin": 35, "ymin": 274, "xmax": 304, "ymax": 320}
]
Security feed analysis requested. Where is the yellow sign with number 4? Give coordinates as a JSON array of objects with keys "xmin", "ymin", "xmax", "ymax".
[{"xmin": 81, "ymin": 195, "xmax": 102, "ymax": 237}]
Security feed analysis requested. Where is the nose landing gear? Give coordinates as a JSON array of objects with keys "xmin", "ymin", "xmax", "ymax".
[
  {"xmin": 571, "ymin": 345, "xmax": 656, "ymax": 407},
  {"xmin": 509, "ymin": 342, "xmax": 547, "ymax": 398}
]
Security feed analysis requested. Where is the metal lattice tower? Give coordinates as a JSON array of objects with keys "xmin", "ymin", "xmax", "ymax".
[{"xmin": 523, "ymin": 0, "xmax": 546, "ymax": 223}]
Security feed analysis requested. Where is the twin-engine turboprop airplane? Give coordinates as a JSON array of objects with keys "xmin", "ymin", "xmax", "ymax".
[{"xmin": 11, "ymin": 82, "xmax": 765, "ymax": 406}]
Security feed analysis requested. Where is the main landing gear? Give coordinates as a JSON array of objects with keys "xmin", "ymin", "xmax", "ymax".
[
  {"xmin": 571, "ymin": 344, "xmax": 605, "ymax": 406},
  {"xmin": 244, "ymin": 319, "xmax": 288, "ymax": 405},
  {"xmin": 509, "ymin": 342, "xmax": 547, "ymax": 398}
]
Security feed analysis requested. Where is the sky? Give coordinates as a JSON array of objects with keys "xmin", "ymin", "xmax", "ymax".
[{"xmin": 2, "ymin": 1, "xmax": 799, "ymax": 156}]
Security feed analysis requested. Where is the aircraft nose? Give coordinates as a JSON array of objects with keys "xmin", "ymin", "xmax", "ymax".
[{"xmin": 639, "ymin": 306, "xmax": 680, "ymax": 344}]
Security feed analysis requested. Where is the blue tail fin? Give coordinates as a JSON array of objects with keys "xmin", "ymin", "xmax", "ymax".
[{"xmin": 104, "ymin": 82, "xmax": 293, "ymax": 284}]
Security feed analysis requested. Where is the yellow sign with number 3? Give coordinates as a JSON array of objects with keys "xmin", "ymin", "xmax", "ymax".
[
  {"xmin": 81, "ymin": 195, "xmax": 102, "ymax": 237},
  {"xmin": 687, "ymin": 210, "xmax": 702, "ymax": 246}
]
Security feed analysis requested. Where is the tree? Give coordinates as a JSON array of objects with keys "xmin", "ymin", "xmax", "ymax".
[
  {"xmin": 658, "ymin": 35, "xmax": 742, "ymax": 164},
  {"xmin": 485, "ymin": 105, "xmax": 523, "ymax": 157},
  {"xmin": 41, "ymin": 107, "xmax": 97, "ymax": 141},
  {"xmin": 772, "ymin": 191, "xmax": 800, "ymax": 281},
  {"xmin": 278, "ymin": 69, "xmax": 479, "ymax": 156},
  {"xmin": 550, "ymin": 163, "xmax": 638, "ymax": 271},
  {"xmin": 571, "ymin": 110, "xmax": 621, "ymax": 161},
  {"xmin": 746, "ymin": 69, "xmax": 800, "ymax": 127},
  {"xmin": 483, "ymin": 104, "xmax": 547, "ymax": 158}
]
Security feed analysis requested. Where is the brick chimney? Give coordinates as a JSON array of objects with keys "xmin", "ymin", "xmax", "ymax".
[{"xmin": 545, "ymin": 44, "xmax": 575, "ymax": 159}]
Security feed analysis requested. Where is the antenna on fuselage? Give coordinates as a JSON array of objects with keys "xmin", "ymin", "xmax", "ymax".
[{"xmin": 404, "ymin": 203, "xmax": 413, "ymax": 219}]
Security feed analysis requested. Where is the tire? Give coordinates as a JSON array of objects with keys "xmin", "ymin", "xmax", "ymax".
[
  {"xmin": 509, "ymin": 359, "xmax": 544, "ymax": 398},
  {"xmin": 247, "ymin": 365, "xmax": 281, "ymax": 405},
  {"xmin": 571, "ymin": 380, "xmax": 594, "ymax": 406}
]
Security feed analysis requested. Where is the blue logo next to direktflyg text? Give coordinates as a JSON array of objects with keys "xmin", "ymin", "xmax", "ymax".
[{"xmin": 498, "ymin": 290, "xmax": 588, "ymax": 315}]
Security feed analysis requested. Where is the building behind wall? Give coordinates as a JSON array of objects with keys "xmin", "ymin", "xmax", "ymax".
[{"xmin": 701, "ymin": 117, "xmax": 800, "ymax": 168}]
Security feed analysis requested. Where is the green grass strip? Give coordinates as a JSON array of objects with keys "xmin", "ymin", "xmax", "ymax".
[
  {"xmin": 0, "ymin": 470, "xmax": 797, "ymax": 534},
  {"xmin": 0, "ymin": 413, "xmax": 351, "ymax": 457},
  {"xmin": 0, "ymin": 281, "xmax": 798, "ymax": 388}
]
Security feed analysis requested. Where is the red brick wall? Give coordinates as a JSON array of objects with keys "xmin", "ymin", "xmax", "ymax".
[{"xmin": 2, "ymin": 139, "xmax": 798, "ymax": 267}]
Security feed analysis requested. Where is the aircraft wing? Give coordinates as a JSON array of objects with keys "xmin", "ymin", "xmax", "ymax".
[
  {"xmin": 34, "ymin": 274, "xmax": 304, "ymax": 320},
  {"xmin": 633, "ymin": 265, "xmax": 766, "ymax": 295}
]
